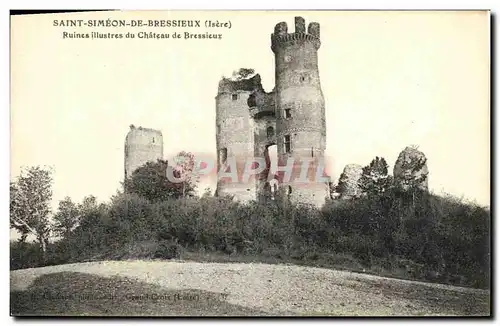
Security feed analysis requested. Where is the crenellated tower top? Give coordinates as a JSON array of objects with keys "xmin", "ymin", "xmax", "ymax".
[{"xmin": 271, "ymin": 16, "xmax": 321, "ymax": 53}]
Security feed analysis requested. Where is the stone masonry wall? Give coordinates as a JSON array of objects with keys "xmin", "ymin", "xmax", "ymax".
[
  {"xmin": 124, "ymin": 125, "xmax": 163, "ymax": 180},
  {"xmin": 272, "ymin": 17, "xmax": 329, "ymax": 207},
  {"xmin": 215, "ymin": 77, "xmax": 258, "ymax": 202}
]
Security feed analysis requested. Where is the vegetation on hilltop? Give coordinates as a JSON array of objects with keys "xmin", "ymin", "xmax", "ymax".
[{"xmin": 10, "ymin": 153, "xmax": 490, "ymax": 289}]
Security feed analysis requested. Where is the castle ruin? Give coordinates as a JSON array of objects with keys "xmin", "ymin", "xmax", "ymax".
[
  {"xmin": 124, "ymin": 124, "xmax": 164, "ymax": 180},
  {"xmin": 393, "ymin": 146, "xmax": 429, "ymax": 191},
  {"xmin": 215, "ymin": 16, "xmax": 330, "ymax": 207}
]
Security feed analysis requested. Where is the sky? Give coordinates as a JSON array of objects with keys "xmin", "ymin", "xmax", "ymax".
[{"xmin": 10, "ymin": 10, "xmax": 490, "ymax": 212}]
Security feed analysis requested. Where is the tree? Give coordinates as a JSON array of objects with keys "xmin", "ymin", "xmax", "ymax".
[
  {"xmin": 124, "ymin": 158, "xmax": 197, "ymax": 202},
  {"xmin": 171, "ymin": 151, "xmax": 198, "ymax": 198},
  {"xmin": 10, "ymin": 166, "xmax": 53, "ymax": 257},
  {"xmin": 335, "ymin": 171, "xmax": 358, "ymax": 199},
  {"xmin": 334, "ymin": 176, "xmax": 347, "ymax": 196},
  {"xmin": 78, "ymin": 195, "xmax": 98, "ymax": 215},
  {"xmin": 53, "ymin": 197, "xmax": 80, "ymax": 239},
  {"xmin": 358, "ymin": 157, "xmax": 392, "ymax": 197},
  {"xmin": 10, "ymin": 183, "xmax": 28, "ymax": 242},
  {"xmin": 54, "ymin": 195, "xmax": 98, "ymax": 239},
  {"xmin": 232, "ymin": 68, "xmax": 255, "ymax": 80},
  {"xmin": 328, "ymin": 181, "xmax": 336, "ymax": 200},
  {"xmin": 124, "ymin": 159, "xmax": 172, "ymax": 201}
]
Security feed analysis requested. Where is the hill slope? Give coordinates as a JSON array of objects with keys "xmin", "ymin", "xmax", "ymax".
[{"xmin": 10, "ymin": 260, "xmax": 490, "ymax": 316}]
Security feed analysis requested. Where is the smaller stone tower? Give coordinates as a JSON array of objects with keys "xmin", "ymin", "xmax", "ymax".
[
  {"xmin": 124, "ymin": 125, "xmax": 164, "ymax": 180},
  {"xmin": 215, "ymin": 75, "xmax": 263, "ymax": 202}
]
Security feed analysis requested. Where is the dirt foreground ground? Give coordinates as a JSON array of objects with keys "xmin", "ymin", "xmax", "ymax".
[{"xmin": 10, "ymin": 260, "xmax": 490, "ymax": 316}]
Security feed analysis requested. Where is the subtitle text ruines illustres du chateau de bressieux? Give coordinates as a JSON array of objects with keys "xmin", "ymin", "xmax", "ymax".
[{"xmin": 53, "ymin": 18, "xmax": 230, "ymax": 40}]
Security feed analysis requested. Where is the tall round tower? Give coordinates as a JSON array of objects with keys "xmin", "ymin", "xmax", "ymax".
[{"xmin": 271, "ymin": 17, "xmax": 329, "ymax": 207}]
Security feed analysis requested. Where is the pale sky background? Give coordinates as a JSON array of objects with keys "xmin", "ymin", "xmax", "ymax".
[{"xmin": 11, "ymin": 11, "xmax": 490, "ymax": 214}]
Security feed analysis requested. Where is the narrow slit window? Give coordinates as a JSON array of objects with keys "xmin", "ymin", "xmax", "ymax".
[
  {"xmin": 231, "ymin": 93, "xmax": 238, "ymax": 101},
  {"xmin": 152, "ymin": 137, "xmax": 155, "ymax": 143},
  {"xmin": 284, "ymin": 135, "xmax": 291, "ymax": 153},
  {"xmin": 220, "ymin": 148, "xmax": 228, "ymax": 164},
  {"xmin": 284, "ymin": 108, "xmax": 292, "ymax": 119}
]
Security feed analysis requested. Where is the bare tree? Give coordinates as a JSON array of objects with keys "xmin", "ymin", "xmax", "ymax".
[
  {"xmin": 10, "ymin": 166, "xmax": 53, "ymax": 258},
  {"xmin": 172, "ymin": 151, "xmax": 198, "ymax": 198}
]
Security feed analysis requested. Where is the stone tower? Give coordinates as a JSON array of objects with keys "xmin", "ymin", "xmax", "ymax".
[
  {"xmin": 215, "ymin": 75, "xmax": 263, "ymax": 202},
  {"xmin": 124, "ymin": 125, "xmax": 164, "ymax": 180},
  {"xmin": 271, "ymin": 17, "xmax": 329, "ymax": 206}
]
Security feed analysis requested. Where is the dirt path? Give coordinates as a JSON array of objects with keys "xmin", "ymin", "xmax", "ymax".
[{"xmin": 10, "ymin": 260, "xmax": 490, "ymax": 316}]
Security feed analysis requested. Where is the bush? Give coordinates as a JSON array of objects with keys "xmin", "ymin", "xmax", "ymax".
[
  {"xmin": 10, "ymin": 241, "xmax": 44, "ymax": 270},
  {"xmin": 154, "ymin": 240, "xmax": 181, "ymax": 259},
  {"xmin": 11, "ymin": 188, "xmax": 490, "ymax": 289}
]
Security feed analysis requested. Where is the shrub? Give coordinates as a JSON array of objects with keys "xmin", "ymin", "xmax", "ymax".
[
  {"xmin": 10, "ymin": 241, "xmax": 44, "ymax": 270},
  {"xmin": 154, "ymin": 240, "xmax": 181, "ymax": 259},
  {"xmin": 11, "ymin": 187, "xmax": 490, "ymax": 289}
]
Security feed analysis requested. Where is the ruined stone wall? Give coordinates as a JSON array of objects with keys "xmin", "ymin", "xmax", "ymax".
[
  {"xmin": 215, "ymin": 76, "xmax": 261, "ymax": 202},
  {"xmin": 337, "ymin": 164, "xmax": 363, "ymax": 199},
  {"xmin": 393, "ymin": 146, "xmax": 429, "ymax": 190},
  {"xmin": 252, "ymin": 114, "xmax": 277, "ymax": 196},
  {"xmin": 248, "ymin": 87, "xmax": 277, "ymax": 199},
  {"xmin": 124, "ymin": 125, "xmax": 163, "ymax": 180}
]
